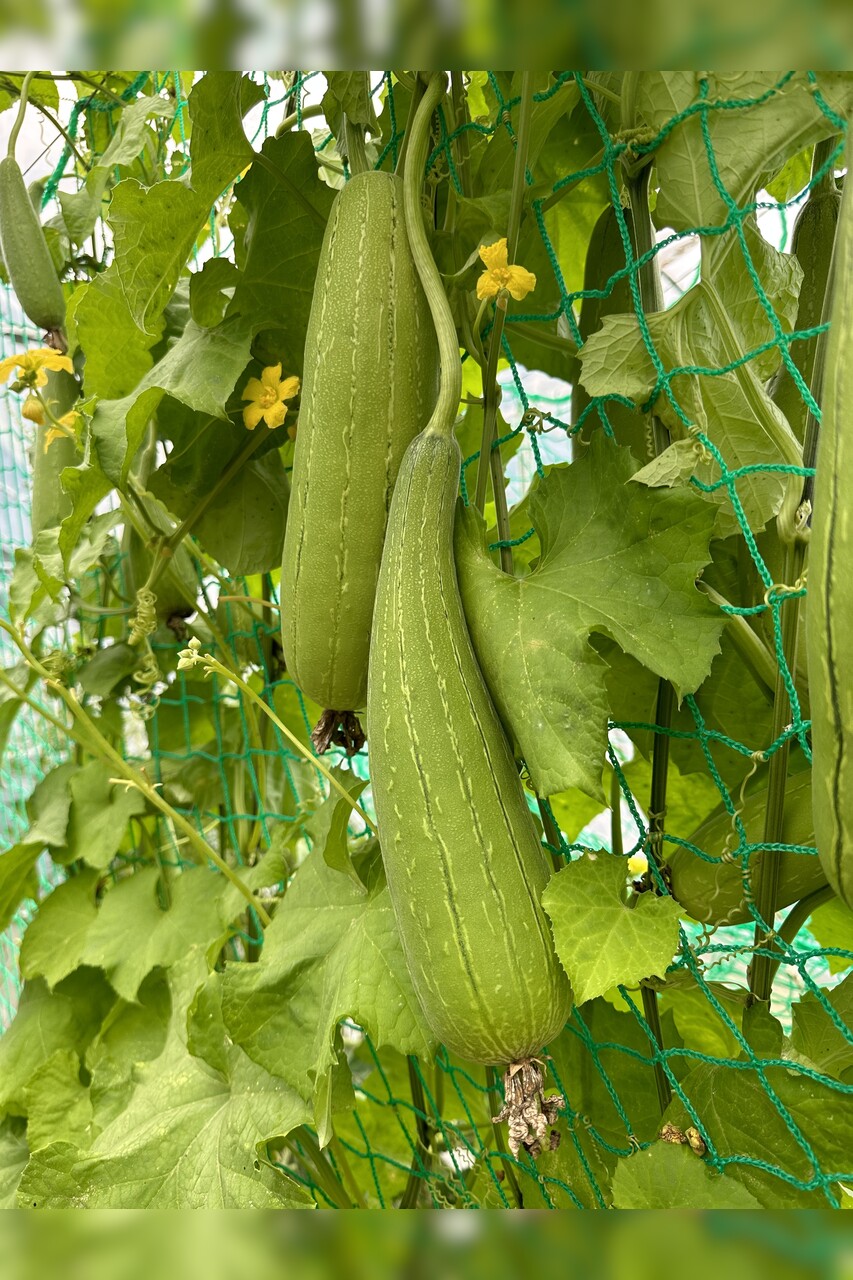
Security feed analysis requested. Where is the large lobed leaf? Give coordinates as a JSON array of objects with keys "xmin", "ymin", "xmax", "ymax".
[{"xmin": 456, "ymin": 437, "xmax": 722, "ymax": 799}]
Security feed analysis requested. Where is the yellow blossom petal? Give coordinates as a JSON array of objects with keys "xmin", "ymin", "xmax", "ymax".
[
  {"xmin": 44, "ymin": 427, "xmax": 67, "ymax": 451},
  {"xmin": 241, "ymin": 377, "xmax": 267, "ymax": 403},
  {"xmin": 57, "ymin": 411, "xmax": 80, "ymax": 430},
  {"xmin": 264, "ymin": 401, "xmax": 287, "ymax": 430},
  {"xmin": 504, "ymin": 264, "xmax": 537, "ymax": 301},
  {"xmin": 261, "ymin": 363, "xmax": 283, "ymax": 390},
  {"xmin": 478, "ymin": 238, "xmax": 509, "ymax": 272},
  {"xmin": 476, "ymin": 273, "xmax": 501, "ymax": 301},
  {"xmin": 243, "ymin": 402, "xmax": 264, "ymax": 430},
  {"xmin": 627, "ymin": 852, "xmax": 649, "ymax": 877},
  {"xmin": 276, "ymin": 375, "xmax": 300, "ymax": 403},
  {"xmin": 0, "ymin": 355, "xmax": 20, "ymax": 383},
  {"xmin": 0, "ymin": 349, "xmax": 73, "ymax": 387}
]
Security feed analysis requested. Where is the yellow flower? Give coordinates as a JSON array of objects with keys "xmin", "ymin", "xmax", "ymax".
[
  {"xmin": 476, "ymin": 238, "xmax": 537, "ymax": 302},
  {"xmin": 627, "ymin": 852, "xmax": 649, "ymax": 878},
  {"xmin": 44, "ymin": 412, "xmax": 81, "ymax": 452},
  {"xmin": 241, "ymin": 364, "xmax": 300, "ymax": 430},
  {"xmin": 22, "ymin": 396, "xmax": 45, "ymax": 425},
  {"xmin": 0, "ymin": 348, "xmax": 73, "ymax": 389}
]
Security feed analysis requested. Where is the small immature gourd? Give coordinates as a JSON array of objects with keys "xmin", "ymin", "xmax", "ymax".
[{"xmin": 0, "ymin": 156, "xmax": 65, "ymax": 335}]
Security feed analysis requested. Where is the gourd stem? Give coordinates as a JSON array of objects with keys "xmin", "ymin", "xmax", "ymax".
[
  {"xmin": 537, "ymin": 796, "xmax": 565, "ymax": 874},
  {"xmin": 629, "ymin": 163, "xmax": 672, "ymax": 1114},
  {"xmin": 394, "ymin": 74, "xmax": 425, "ymax": 178},
  {"xmin": 284, "ymin": 1128, "xmax": 354, "ymax": 1209},
  {"xmin": 7, "ymin": 71, "xmax": 35, "ymax": 159},
  {"xmin": 474, "ymin": 71, "xmax": 533, "ymax": 525},
  {"xmin": 342, "ymin": 114, "xmax": 370, "ymax": 176},
  {"xmin": 748, "ymin": 537, "xmax": 807, "ymax": 1004},
  {"xmin": 799, "ymin": 168, "xmax": 840, "ymax": 510},
  {"xmin": 403, "ymin": 73, "xmax": 461, "ymax": 441},
  {"xmin": 811, "ymin": 135, "xmax": 839, "ymax": 198},
  {"xmin": 761, "ymin": 884, "xmax": 836, "ymax": 991},
  {"xmin": 698, "ymin": 582, "xmax": 777, "ymax": 702}
]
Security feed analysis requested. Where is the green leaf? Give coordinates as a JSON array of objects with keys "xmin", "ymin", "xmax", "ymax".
[
  {"xmin": 766, "ymin": 148, "xmax": 813, "ymax": 203},
  {"xmin": 808, "ymin": 897, "xmax": 853, "ymax": 975},
  {"xmin": 91, "ymin": 315, "xmax": 253, "ymax": 486},
  {"xmin": 543, "ymin": 855, "xmax": 682, "ymax": 1004},
  {"xmin": 23, "ymin": 1049, "xmax": 94, "ymax": 1151},
  {"xmin": 0, "ymin": 1119, "xmax": 28, "ymax": 1208},
  {"xmin": 476, "ymin": 73, "xmax": 578, "ymax": 193},
  {"xmin": 0, "ymin": 661, "xmax": 34, "ymax": 758},
  {"xmin": 77, "ymin": 643, "xmax": 139, "ymax": 697},
  {"xmin": 791, "ymin": 976, "xmax": 853, "ymax": 1083},
  {"xmin": 0, "ymin": 843, "xmax": 44, "ymax": 932},
  {"xmin": 221, "ymin": 845, "xmax": 435, "ymax": 1141},
  {"xmin": 149, "ymin": 448, "xmax": 289, "ymax": 576},
  {"xmin": 75, "ymin": 866, "xmax": 239, "ymax": 1002},
  {"xmin": 66, "ymin": 762, "xmax": 147, "ymax": 870},
  {"xmin": 19, "ymin": 871, "xmax": 99, "ymax": 989},
  {"xmin": 187, "ymin": 72, "xmax": 266, "ymax": 203},
  {"xmin": 611, "ymin": 1141, "xmax": 761, "ymax": 1208},
  {"xmin": 321, "ymin": 72, "xmax": 380, "ymax": 140},
  {"xmin": 304, "ymin": 767, "xmax": 369, "ymax": 890},
  {"xmin": 636, "ymin": 72, "xmax": 853, "ymax": 231},
  {"xmin": 75, "ymin": 267, "xmax": 163, "ymax": 401},
  {"xmin": 456, "ymin": 437, "xmax": 722, "ymax": 799},
  {"xmin": 0, "ymin": 970, "xmax": 115, "ymax": 1119},
  {"xmin": 664, "ymin": 1059, "xmax": 853, "ymax": 1207},
  {"xmin": 58, "ymin": 97, "xmax": 176, "ymax": 245},
  {"xmin": 229, "ymin": 131, "xmax": 335, "ymax": 375},
  {"xmin": 85, "ymin": 971, "xmax": 171, "ymax": 1131},
  {"xmin": 18, "ymin": 956, "xmax": 313, "ymax": 1208},
  {"xmin": 190, "ymin": 257, "xmax": 240, "ymax": 328},
  {"xmin": 658, "ymin": 974, "xmax": 746, "ymax": 1060},
  {"xmin": 0, "ymin": 73, "xmax": 59, "ymax": 115},
  {"xmin": 25, "ymin": 762, "xmax": 79, "ymax": 847}
]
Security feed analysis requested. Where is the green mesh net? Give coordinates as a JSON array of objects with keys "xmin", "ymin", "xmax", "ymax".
[{"xmin": 1, "ymin": 70, "xmax": 852, "ymax": 1210}]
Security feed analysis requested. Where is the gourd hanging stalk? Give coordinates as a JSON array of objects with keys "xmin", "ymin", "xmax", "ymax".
[{"xmin": 367, "ymin": 72, "xmax": 572, "ymax": 1162}]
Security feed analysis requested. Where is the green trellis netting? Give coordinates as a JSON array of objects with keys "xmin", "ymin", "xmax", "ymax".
[{"xmin": 1, "ymin": 70, "xmax": 852, "ymax": 1210}]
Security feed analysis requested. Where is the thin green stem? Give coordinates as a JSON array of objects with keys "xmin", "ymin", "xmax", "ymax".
[
  {"xmin": 399, "ymin": 1058, "xmax": 432, "ymax": 1209},
  {"xmin": 327, "ymin": 1132, "xmax": 368, "ymax": 1208},
  {"xmin": 342, "ymin": 112, "xmax": 370, "ymax": 176},
  {"xmin": 758, "ymin": 885, "xmax": 835, "ymax": 996},
  {"xmin": 629, "ymin": 162, "xmax": 671, "ymax": 1114},
  {"xmin": 485, "ymin": 1067, "xmax": 524, "ymax": 1208},
  {"xmin": 537, "ymin": 796, "xmax": 564, "ymax": 874},
  {"xmin": 749, "ymin": 539, "xmax": 807, "ymax": 1004},
  {"xmin": 404, "ymin": 73, "xmax": 461, "ymax": 441},
  {"xmin": 610, "ymin": 769, "xmax": 624, "ymax": 857},
  {"xmin": 7, "ymin": 71, "xmax": 35, "ymax": 158},
  {"xmin": 275, "ymin": 102, "xmax": 325, "ymax": 135},
  {"xmin": 285, "ymin": 1129, "xmax": 353, "ymax": 1209},
  {"xmin": 163, "ymin": 427, "xmax": 267, "ymax": 555},
  {"xmin": 698, "ymin": 582, "xmax": 777, "ymax": 702},
  {"xmin": 201, "ymin": 656, "xmax": 375, "ymax": 832},
  {"xmin": 474, "ymin": 70, "xmax": 533, "ymax": 525},
  {"xmin": 0, "ymin": 620, "xmax": 272, "ymax": 925}
]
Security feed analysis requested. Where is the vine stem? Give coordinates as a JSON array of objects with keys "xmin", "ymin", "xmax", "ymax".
[
  {"xmin": 403, "ymin": 74, "xmax": 461, "ymax": 441},
  {"xmin": 199, "ymin": 656, "xmax": 375, "ymax": 832},
  {"xmin": 760, "ymin": 884, "xmax": 836, "ymax": 991},
  {"xmin": 7, "ymin": 71, "xmax": 35, "ymax": 158},
  {"xmin": 284, "ymin": 1129, "xmax": 354, "ymax": 1209},
  {"xmin": 399, "ymin": 1057, "xmax": 433, "ymax": 1209},
  {"xmin": 628, "ymin": 163, "xmax": 672, "ymax": 1114},
  {"xmin": 474, "ymin": 70, "xmax": 533, "ymax": 540},
  {"xmin": 0, "ymin": 621, "xmax": 272, "ymax": 925},
  {"xmin": 748, "ymin": 540, "xmax": 807, "ymax": 1004}
]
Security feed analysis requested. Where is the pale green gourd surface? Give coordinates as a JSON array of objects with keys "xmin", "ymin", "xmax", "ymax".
[
  {"xmin": 30, "ymin": 368, "xmax": 79, "ymax": 538},
  {"xmin": 281, "ymin": 170, "xmax": 438, "ymax": 712},
  {"xmin": 368, "ymin": 429, "xmax": 572, "ymax": 1065},
  {"xmin": 807, "ymin": 139, "xmax": 853, "ymax": 910}
]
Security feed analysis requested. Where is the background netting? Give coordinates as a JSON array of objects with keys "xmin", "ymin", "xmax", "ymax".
[{"xmin": 1, "ymin": 70, "xmax": 852, "ymax": 1209}]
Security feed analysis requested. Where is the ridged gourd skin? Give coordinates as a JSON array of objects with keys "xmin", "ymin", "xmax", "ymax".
[
  {"xmin": 807, "ymin": 144, "xmax": 853, "ymax": 910},
  {"xmin": 281, "ymin": 170, "xmax": 439, "ymax": 712},
  {"xmin": 667, "ymin": 770, "xmax": 826, "ymax": 926},
  {"xmin": 30, "ymin": 368, "xmax": 79, "ymax": 538},
  {"xmin": 368, "ymin": 429, "xmax": 572, "ymax": 1065},
  {"xmin": 0, "ymin": 156, "xmax": 65, "ymax": 332}
]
